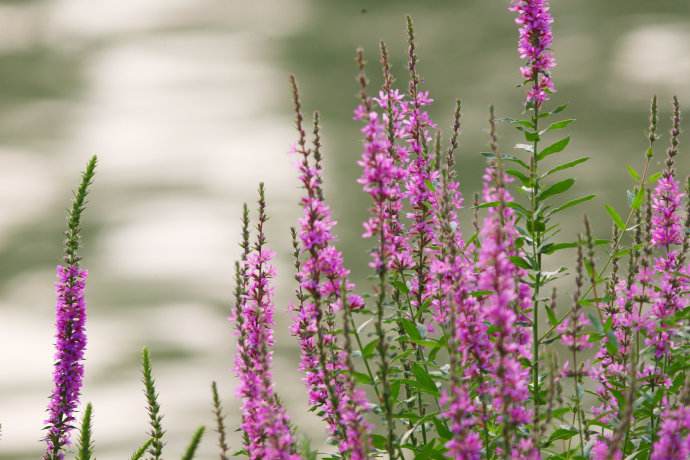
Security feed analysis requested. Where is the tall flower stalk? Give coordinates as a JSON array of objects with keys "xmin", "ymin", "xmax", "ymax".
[
  {"xmin": 233, "ymin": 184, "xmax": 298, "ymax": 460},
  {"xmin": 289, "ymin": 76, "xmax": 370, "ymax": 458},
  {"xmin": 508, "ymin": 3, "xmax": 566, "ymax": 449},
  {"xmin": 44, "ymin": 156, "xmax": 97, "ymax": 460}
]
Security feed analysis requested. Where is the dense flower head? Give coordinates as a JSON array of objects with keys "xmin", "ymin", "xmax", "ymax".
[
  {"xmin": 510, "ymin": 0, "xmax": 557, "ymax": 106},
  {"xmin": 476, "ymin": 165, "xmax": 534, "ymax": 449},
  {"xmin": 44, "ymin": 265, "xmax": 89, "ymax": 460},
  {"xmin": 234, "ymin": 246, "xmax": 299, "ymax": 460},
  {"xmin": 356, "ymin": 91, "xmax": 413, "ymax": 271},
  {"xmin": 290, "ymin": 90, "xmax": 370, "ymax": 457},
  {"xmin": 650, "ymin": 174, "xmax": 684, "ymax": 247},
  {"xmin": 651, "ymin": 404, "xmax": 690, "ymax": 460}
]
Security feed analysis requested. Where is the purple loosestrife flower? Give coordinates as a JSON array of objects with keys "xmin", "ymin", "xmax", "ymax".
[
  {"xmin": 234, "ymin": 186, "xmax": 299, "ymax": 460},
  {"xmin": 45, "ymin": 265, "xmax": 89, "ymax": 460},
  {"xmin": 651, "ymin": 403, "xmax": 690, "ymax": 460},
  {"xmin": 290, "ymin": 77, "xmax": 369, "ymax": 457},
  {"xmin": 651, "ymin": 175, "xmax": 683, "ymax": 248},
  {"xmin": 509, "ymin": 0, "xmax": 556, "ymax": 106},
  {"xmin": 44, "ymin": 156, "xmax": 96, "ymax": 460},
  {"xmin": 644, "ymin": 101, "xmax": 686, "ymax": 366},
  {"xmin": 357, "ymin": 89, "xmax": 413, "ymax": 272},
  {"xmin": 477, "ymin": 164, "xmax": 535, "ymax": 457}
]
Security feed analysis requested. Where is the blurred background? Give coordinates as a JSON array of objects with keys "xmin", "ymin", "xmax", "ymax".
[{"xmin": 0, "ymin": 0, "xmax": 689, "ymax": 458}]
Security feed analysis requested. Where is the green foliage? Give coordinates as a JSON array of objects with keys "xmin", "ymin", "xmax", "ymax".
[
  {"xmin": 64, "ymin": 155, "xmax": 97, "ymax": 266},
  {"xmin": 141, "ymin": 348, "xmax": 165, "ymax": 460},
  {"xmin": 75, "ymin": 403, "xmax": 94, "ymax": 460},
  {"xmin": 180, "ymin": 426, "xmax": 205, "ymax": 460}
]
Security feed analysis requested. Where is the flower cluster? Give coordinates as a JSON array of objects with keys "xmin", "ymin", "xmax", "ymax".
[
  {"xmin": 510, "ymin": 0, "xmax": 556, "ymax": 106},
  {"xmin": 290, "ymin": 77, "xmax": 370, "ymax": 459},
  {"xmin": 234, "ymin": 221, "xmax": 298, "ymax": 460},
  {"xmin": 44, "ymin": 265, "xmax": 89, "ymax": 460}
]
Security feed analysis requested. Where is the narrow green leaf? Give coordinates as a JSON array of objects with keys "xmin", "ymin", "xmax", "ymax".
[
  {"xmin": 546, "ymin": 427, "xmax": 578, "ymax": 446},
  {"xmin": 537, "ymin": 136, "xmax": 570, "ymax": 160},
  {"xmin": 538, "ymin": 178, "xmax": 575, "ymax": 202},
  {"xmin": 552, "ymin": 104, "xmax": 568, "ymax": 114},
  {"xmin": 507, "ymin": 168, "xmax": 531, "ymax": 187},
  {"xmin": 391, "ymin": 279, "xmax": 409, "ymax": 295},
  {"xmin": 76, "ymin": 403, "xmax": 94, "ymax": 460},
  {"xmin": 545, "ymin": 305, "xmax": 558, "ymax": 327},
  {"xmin": 543, "ymin": 118, "xmax": 575, "ymax": 133},
  {"xmin": 604, "ymin": 205, "xmax": 626, "ymax": 231},
  {"xmin": 510, "ymin": 256, "xmax": 532, "ymax": 270},
  {"xmin": 362, "ymin": 338, "xmax": 379, "ymax": 359},
  {"xmin": 541, "ymin": 242, "xmax": 578, "ymax": 254},
  {"xmin": 412, "ymin": 363, "xmax": 439, "ymax": 396},
  {"xmin": 648, "ymin": 171, "xmax": 663, "ymax": 184},
  {"xmin": 631, "ymin": 187, "xmax": 644, "ymax": 210},
  {"xmin": 181, "ymin": 426, "xmax": 205, "ymax": 460},
  {"xmin": 543, "ymin": 157, "xmax": 589, "ymax": 177},
  {"xmin": 142, "ymin": 348, "xmax": 165, "ymax": 460},
  {"xmin": 524, "ymin": 130, "xmax": 540, "ymax": 142},
  {"xmin": 548, "ymin": 194, "xmax": 595, "ymax": 216},
  {"xmin": 627, "ymin": 165, "xmax": 640, "ymax": 181},
  {"xmin": 130, "ymin": 439, "xmax": 153, "ymax": 460},
  {"xmin": 400, "ymin": 318, "xmax": 422, "ymax": 341},
  {"xmin": 352, "ymin": 371, "xmax": 374, "ymax": 385}
]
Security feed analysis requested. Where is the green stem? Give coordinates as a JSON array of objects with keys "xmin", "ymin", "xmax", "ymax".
[{"xmin": 530, "ymin": 94, "xmax": 543, "ymax": 443}]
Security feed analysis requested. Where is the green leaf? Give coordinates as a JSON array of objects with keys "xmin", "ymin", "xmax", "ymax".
[
  {"xmin": 507, "ymin": 168, "xmax": 531, "ymax": 187},
  {"xmin": 631, "ymin": 187, "xmax": 644, "ymax": 210},
  {"xmin": 548, "ymin": 194, "xmax": 595, "ymax": 215},
  {"xmin": 537, "ymin": 137, "xmax": 570, "ymax": 160},
  {"xmin": 627, "ymin": 165, "xmax": 640, "ymax": 181},
  {"xmin": 412, "ymin": 363, "xmax": 439, "ymax": 396},
  {"xmin": 352, "ymin": 371, "xmax": 374, "ymax": 385},
  {"xmin": 524, "ymin": 130, "xmax": 540, "ymax": 142},
  {"xmin": 400, "ymin": 318, "xmax": 422, "ymax": 341},
  {"xmin": 545, "ymin": 304, "xmax": 558, "ymax": 327},
  {"xmin": 510, "ymin": 255, "xmax": 532, "ymax": 270},
  {"xmin": 542, "ymin": 242, "xmax": 578, "ymax": 255},
  {"xmin": 538, "ymin": 178, "xmax": 575, "ymax": 202},
  {"xmin": 141, "ymin": 348, "xmax": 165, "ymax": 460},
  {"xmin": 545, "ymin": 427, "xmax": 579, "ymax": 446},
  {"xmin": 648, "ymin": 172, "xmax": 663, "ymax": 184},
  {"xmin": 370, "ymin": 434, "xmax": 388, "ymax": 450},
  {"xmin": 543, "ymin": 157, "xmax": 589, "ymax": 177},
  {"xmin": 543, "ymin": 118, "xmax": 575, "ymax": 133},
  {"xmin": 181, "ymin": 426, "xmax": 205, "ymax": 460},
  {"xmin": 362, "ymin": 338, "xmax": 379, "ymax": 359},
  {"xmin": 391, "ymin": 278, "xmax": 409, "ymax": 295},
  {"xmin": 605, "ymin": 205, "xmax": 626, "ymax": 231},
  {"xmin": 76, "ymin": 403, "xmax": 94, "ymax": 460},
  {"xmin": 130, "ymin": 440, "xmax": 153, "ymax": 460},
  {"xmin": 552, "ymin": 104, "xmax": 568, "ymax": 114}
]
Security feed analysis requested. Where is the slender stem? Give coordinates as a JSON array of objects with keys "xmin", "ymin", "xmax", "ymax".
[{"xmin": 529, "ymin": 87, "xmax": 543, "ymax": 441}]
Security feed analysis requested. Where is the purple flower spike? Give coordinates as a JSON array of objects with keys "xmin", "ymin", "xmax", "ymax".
[
  {"xmin": 510, "ymin": 0, "xmax": 557, "ymax": 106},
  {"xmin": 651, "ymin": 175, "xmax": 683, "ymax": 248},
  {"xmin": 651, "ymin": 404, "xmax": 690, "ymax": 460},
  {"xmin": 44, "ymin": 265, "xmax": 88, "ymax": 460}
]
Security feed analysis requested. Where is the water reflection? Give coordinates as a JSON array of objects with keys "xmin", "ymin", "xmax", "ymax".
[{"xmin": 0, "ymin": 0, "xmax": 688, "ymax": 458}]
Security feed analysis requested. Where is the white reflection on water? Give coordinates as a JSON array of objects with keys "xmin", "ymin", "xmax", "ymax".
[{"xmin": 0, "ymin": 0, "xmax": 320, "ymax": 458}]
